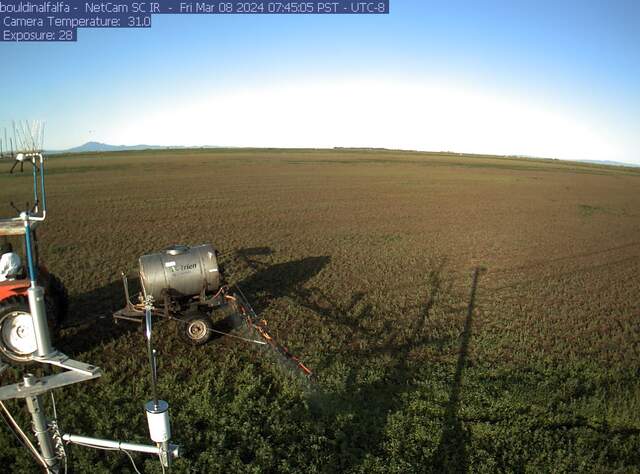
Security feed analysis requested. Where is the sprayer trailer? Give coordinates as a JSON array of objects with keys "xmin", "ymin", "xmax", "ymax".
[
  {"xmin": 113, "ymin": 244, "xmax": 231, "ymax": 345},
  {"xmin": 113, "ymin": 243, "xmax": 313, "ymax": 377}
]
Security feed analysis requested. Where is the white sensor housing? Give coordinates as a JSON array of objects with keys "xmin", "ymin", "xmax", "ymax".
[{"xmin": 145, "ymin": 400, "xmax": 171, "ymax": 443}]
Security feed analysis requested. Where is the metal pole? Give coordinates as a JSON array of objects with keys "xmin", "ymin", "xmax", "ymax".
[
  {"xmin": 27, "ymin": 286, "xmax": 53, "ymax": 357},
  {"xmin": 23, "ymin": 217, "xmax": 37, "ymax": 284},
  {"xmin": 160, "ymin": 440, "xmax": 171, "ymax": 468},
  {"xmin": 23, "ymin": 375, "xmax": 59, "ymax": 473},
  {"xmin": 38, "ymin": 153, "xmax": 47, "ymax": 215},
  {"xmin": 23, "ymin": 218, "xmax": 53, "ymax": 357},
  {"xmin": 145, "ymin": 305, "xmax": 159, "ymax": 408},
  {"xmin": 32, "ymin": 157, "xmax": 38, "ymax": 212}
]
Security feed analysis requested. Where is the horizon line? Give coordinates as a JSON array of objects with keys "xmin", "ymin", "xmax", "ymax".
[{"xmin": 45, "ymin": 143, "xmax": 640, "ymax": 168}]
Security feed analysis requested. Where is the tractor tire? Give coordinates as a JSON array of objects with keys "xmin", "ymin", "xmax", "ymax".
[
  {"xmin": 0, "ymin": 297, "xmax": 36, "ymax": 364},
  {"xmin": 179, "ymin": 314, "xmax": 213, "ymax": 346},
  {"xmin": 0, "ymin": 295, "xmax": 60, "ymax": 365}
]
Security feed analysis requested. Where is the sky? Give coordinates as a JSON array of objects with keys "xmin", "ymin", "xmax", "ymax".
[{"xmin": 0, "ymin": 1, "xmax": 639, "ymax": 164}]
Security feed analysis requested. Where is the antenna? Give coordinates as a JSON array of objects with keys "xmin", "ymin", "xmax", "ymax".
[{"xmin": 12, "ymin": 120, "xmax": 45, "ymax": 154}]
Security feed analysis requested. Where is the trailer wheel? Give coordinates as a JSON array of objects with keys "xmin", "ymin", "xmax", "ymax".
[{"xmin": 180, "ymin": 314, "xmax": 213, "ymax": 346}]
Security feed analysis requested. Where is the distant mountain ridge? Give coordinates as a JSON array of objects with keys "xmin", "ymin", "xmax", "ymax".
[{"xmin": 49, "ymin": 141, "xmax": 177, "ymax": 154}]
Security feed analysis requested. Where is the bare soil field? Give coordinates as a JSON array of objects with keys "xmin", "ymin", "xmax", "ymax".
[{"xmin": 1, "ymin": 148, "xmax": 639, "ymax": 473}]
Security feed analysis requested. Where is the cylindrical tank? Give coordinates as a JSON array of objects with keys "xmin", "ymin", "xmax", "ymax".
[{"xmin": 139, "ymin": 244, "xmax": 221, "ymax": 300}]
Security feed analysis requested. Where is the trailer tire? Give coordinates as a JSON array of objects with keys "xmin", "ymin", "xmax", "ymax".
[{"xmin": 180, "ymin": 314, "xmax": 213, "ymax": 346}]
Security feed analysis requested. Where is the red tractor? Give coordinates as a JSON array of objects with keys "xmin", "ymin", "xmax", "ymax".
[
  {"xmin": 0, "ymin": 139, "xmax": 69, "ymax": 366},
  {"xmin": 0, "ymin": 223, "xmax": 68, "ymax": 364}
]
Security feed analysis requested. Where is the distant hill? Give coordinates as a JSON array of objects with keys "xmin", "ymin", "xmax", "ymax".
[
  {"xmin": 577, "ymin": 159, "xmax": 640, "ymax": 168},
  {"xmin": 49, "ymin": 141, "xmax": 173, "ymax": 154}
]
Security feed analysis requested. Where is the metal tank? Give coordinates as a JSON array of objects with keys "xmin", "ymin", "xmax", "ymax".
[{"xmin": 139, "ymin": 244, "xmax": 221, "ymax": 300}]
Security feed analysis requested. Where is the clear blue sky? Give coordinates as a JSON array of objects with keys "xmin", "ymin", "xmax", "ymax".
[{"xmin": 0, "ymin": 1, "xmax": 638, "ymax": 163}]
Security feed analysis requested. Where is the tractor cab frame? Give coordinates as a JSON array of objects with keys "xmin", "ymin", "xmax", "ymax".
[{"xmin": 0, "ymin": 157, "xmax": 67, "ymax": 365}]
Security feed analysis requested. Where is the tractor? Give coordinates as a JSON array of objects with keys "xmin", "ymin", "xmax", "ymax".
[
  {"xmin": 0, "ymin": 230, "xmax": 68, "ymax": 364},
  {"xmin": 0, "ymin": 149, "xmax": 68, "ymax": 364}
]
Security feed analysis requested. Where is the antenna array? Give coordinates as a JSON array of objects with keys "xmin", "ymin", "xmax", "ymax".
[{"xmin": 0, "ymin": 120, "xmax": 45, "ymax": 159}]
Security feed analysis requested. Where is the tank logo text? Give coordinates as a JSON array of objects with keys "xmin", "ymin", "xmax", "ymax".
[{"xmin": 170, "ymin": 263, "xmax": 197, "ymax": 273}]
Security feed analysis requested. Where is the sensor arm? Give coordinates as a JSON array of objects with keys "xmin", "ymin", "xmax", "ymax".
[{"xmin": 62, "ymin": 433, "xmax": 180, "ymax": 459}]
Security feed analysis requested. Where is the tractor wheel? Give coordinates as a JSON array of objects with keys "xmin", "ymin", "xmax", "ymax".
[
  {"xmin": 179, "ymin": 314, "xmax": 213, "ymax": 346},
  {"xmin": 0, "ymin": 295, "xmax": 60, "ymax": 365},
  {"xmin": 0, "ymin": 297, "xmax": 38, "ymax": 364}
]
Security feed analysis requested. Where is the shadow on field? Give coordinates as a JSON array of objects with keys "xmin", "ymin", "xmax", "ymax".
[
  {"xmin": 235, "ymin": 246, "xmax": 275, "ymax": 271},
  {"xmin": 291, "ymin": 262, "xmax": 485, "ymax": 472},
  {"xmin": 58, "ymin": 278, "xmax": 140, "ymax": 356},
  {"xmin": 430, "ymin": 266, "xmax": 484, "ymax": 473},
  {"xmin": 234, "ymin": 252, "xmax": 332, "ymax": 315},
  {"xmin": 225, "ymin": 249, "xmax": 334, "ymax": 380}
]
